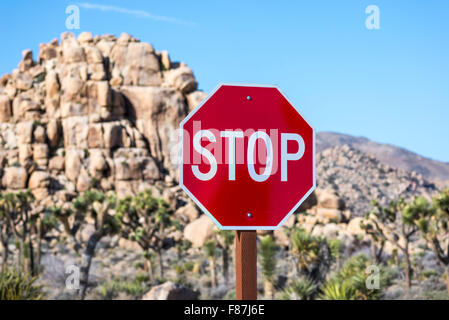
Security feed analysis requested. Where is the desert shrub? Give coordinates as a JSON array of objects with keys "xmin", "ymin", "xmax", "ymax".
[
  {"xmin": 222, "ymin": 289, "xmax": 236, "ymax": 300},
  {"xmin": 422, "ymin": 289, "xmax": 449, "ymax": 300},
  {"xmin": 97, "ymin": 274, "xmax": 150, "ymax": 300},
  {"xmin": 0, "ymin": 268, "xmax": 44, "ymax": 300},
  {"xmin": 320, "ymin": 281, "xmax": 357, "ymax": 300},
  {"xmin": 420, "ymin": 269, "xmax": 439, "ymax": 280},
  {"xmin": 319, "ymin": 254, "xmax": 391, "ymax": 300},
  {"xmin": 259, "ymin": 236, "xmax": 279, "ymax": 299},
  {"xmin": 281, "ymin": 277, "xmax": 317, "ymax": 300},
  {"xmin": 203, "ymin": 240, "xmax": 218, "ymax": 288}
]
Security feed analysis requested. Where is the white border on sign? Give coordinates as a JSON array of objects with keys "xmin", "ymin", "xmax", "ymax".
[{"xmin": 179, "ymin": 83, "xmax": 316, "ymax": 230}]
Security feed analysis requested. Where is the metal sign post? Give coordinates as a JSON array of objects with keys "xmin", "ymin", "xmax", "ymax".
[{"xmin": 235, "ymin": 231, "xmax": 257, "ymax": 300}]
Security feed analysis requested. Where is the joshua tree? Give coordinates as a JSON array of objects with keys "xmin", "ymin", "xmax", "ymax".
[
  {"xmin": 289, "ymin": 228, "xmax": 332, "ymax": 283},
  {"xmin": 175, "ymin": 239, "xmax": 192, "ymax": 261},
  {"xmin": 34, "ymin": 211, "xmax": 57, "ymax": 273},
  {"xmin": 259, "ymin": 235, "xmax": 279, "ymax": 299},
  {"xmin": 329, "ymin": 239, "xmax": 345, "ymax": 268},
  {"xmin": 51, "ymin": 190, "xmax": 119, "ymax": 299},
  {"xmin": 405, "ymin": 191, "xmax": 449, "ymax": 294},
  {"xmin": 116, "ymin": 190, "xmax": 177, "ymax": 281},
  {"xmin": 361, "ymin": 198, "xmax": 419, "ymax": 289},
  {"xmin": 0, "ymin": 194, "xmax": 13, "ymax": 272},
  {"xmin": 0, "ymin": 193, "xmax": 12, "ymax": 272},
  {"xmin": 0, "ymin": 191, "xmax": 41, "ymax": 275},
  {"xmin": 214, "ymin": 229, "xmax": 234, "ymax": 284},
  {"xmin": 204, "ymin": 240, "xmax": 218, "ymax": 288}
]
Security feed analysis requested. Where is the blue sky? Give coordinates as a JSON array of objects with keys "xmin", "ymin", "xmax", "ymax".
[{"xmin": 1, "ymin": 1, "xmax": 448, "ymax": 162}]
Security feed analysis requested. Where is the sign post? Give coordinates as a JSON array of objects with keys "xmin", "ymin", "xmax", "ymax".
[
  {"xmin": 235, "ymin": 231, "xmax": 257, "ymax": 300},
  {"xmin": 180, "ymin": 83, "xmax": 315, "ymax": 300}
]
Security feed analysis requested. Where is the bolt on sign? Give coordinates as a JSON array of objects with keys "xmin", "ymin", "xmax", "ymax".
[{"xmin": 180, "ymin": 84, "xmax": 315, "ymax": 230}]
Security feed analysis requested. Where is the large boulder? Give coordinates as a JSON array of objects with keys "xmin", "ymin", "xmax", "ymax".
[
  {"xmin": 62, "ymin": 116, "xmax": 89, "ymax": 148},
  {"xmin": 2, "ymin": 166, "xmax": 28, "ymax": 189},
  {"xmin": 0, "ymin": 94, "xmax": 11, "ymax": 122},
  {"xmin": 315, "ymin": 207, "xmax": 343, "ymax": 223},
  {"xmin": 28, "ymin": 171, "xmax": 50, "ymax": 189},
  {"xmin": 175, "ymin": 203, "xmax": 200, "ymax": 222},
  {"xmin": 46, "ymin": 120, "xmax": 60, "ymax": 147},
  {"xmin": 347, "ymin": 217, "xmax": 365, "ymax": 236},
  {"xmin": 120, "ymin": 86, "xmax": 187, "ymax": 175},
  {"xmin": 16, "ymin": 121, "xmax": 33, "ymax": 144},
  {"xmin": 141, "ymin": 281, "xmax": 199, "ymax": 300},
  {"xmin": 65, "ymin": 149, "xmax": 83, "ymax": 183},
  {"xmin": 45, "ymin": 70, "xmax": 60, "ymax": 99},
  {"xmin": 164, "ymin": 64, "xmax": 197, "ymax": 94},
  {"xmin": 183, "ymin": 215, "xmax": 215, "ymax": 247},
  {"xmin": 315, "ymin": 188, "xmax": 345, "ymax": 210},
  {"xmin": 186, "ymin": 90, "xmax": 207, "ymax": 112},
  {"xmin": 110, "ymin": 41, "xmax": 161, "ymax": 86}
]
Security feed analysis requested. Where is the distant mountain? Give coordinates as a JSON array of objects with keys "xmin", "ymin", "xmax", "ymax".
[{"xmin": 316, "ymin": 132, "xmax": 449, "ymax": 183}]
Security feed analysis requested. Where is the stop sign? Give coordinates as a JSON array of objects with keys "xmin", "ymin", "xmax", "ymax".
[{"xmin": 180, "ymin": 84, "xmax": 315, "ymax": 230}]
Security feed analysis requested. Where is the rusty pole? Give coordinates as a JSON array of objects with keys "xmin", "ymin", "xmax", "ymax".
[{"xmin": 235, "ymin": 230, "xmax": 257, "ymax": 300}]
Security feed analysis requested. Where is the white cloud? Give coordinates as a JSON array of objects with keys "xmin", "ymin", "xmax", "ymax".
[{"xmin": 77, "ymin": 2, "xmax": 196, "ymax": 26}]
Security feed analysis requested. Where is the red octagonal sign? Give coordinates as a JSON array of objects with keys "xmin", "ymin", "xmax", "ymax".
[{"xmin": 180, "ymin": 84, "xmax": 315, "ymax": 230}]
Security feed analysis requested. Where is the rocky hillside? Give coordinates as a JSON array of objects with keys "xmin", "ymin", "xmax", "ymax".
[
  {"xmin": 316, "ymin": 145, "xmax": 438, "ymax": 216},
  {"xmin": 0, "ymin": 32, "xmax": 206, "ymax": 207},
  {"xmin": 317, "ymin": 131, "xmax": 449, "ymax": 183}
]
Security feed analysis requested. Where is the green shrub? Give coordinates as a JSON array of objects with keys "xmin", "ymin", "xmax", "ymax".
[
  {"xmin": 97, "ymin": 274, "xmax": 150, "ymax": 300},
  {"xmin": 184, "ymin": 262, "xmax": 195, "ymax": 272},
  {"xmin": 222, "ymin": 290, "xmax": 236, "ymax": 300},
  {"xmin": 319, "ymin": 254, "xmax": 391, "ymax": 300},
  {"xmin": 320, "ymin": 281, "xmax": 356, "ymax": 300},
  {"xmin": 422, "ymin": 290, "xmax": 449, "ymax": 300},
  {"xmin": 420, "ymin": 269, "xmax": 439, "ymax": 279},
  {"xmin": 281, "ymin": 277, "xmax": 317, "ymax": 300},
  {"xmin": 259, "ymin": 236, "xmax": 279, "ymax": 283},
  {"xmin": 0, "ymin": 268, "xmax": 44, "ymax": 300}
]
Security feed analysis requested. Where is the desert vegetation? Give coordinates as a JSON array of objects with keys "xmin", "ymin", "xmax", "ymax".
[{"xmin": 0, "ymin": 187, "xmax": 448, "ymax": 300}]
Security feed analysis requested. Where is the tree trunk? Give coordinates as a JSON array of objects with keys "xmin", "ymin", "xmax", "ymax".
[
  {"xmin": 445, "ymin": 265, "xmax": 449, "ymax": 295},
  {"xmin": 222, "ymin": 247, "xmax": 229, "ymax": 284},
  {"xmin": 80, "ymin": 232, "xmax": 101, "ymax": 300},
  {"xmin": 21, "ymin": 210, "xmax": 35, "ymax": 275},
  {"xmin": 210, "ymin": 258, "xmax": 217, "ymax": 288},
  {"xmin": 36, "ymin": 218, "xmax": 42, "ymax": 274},
  {"xmin": 403, "ymin": 248, "xmax": 412, "ymax": 289},
  {"xmin": 157, "ymin": 248, "xmax": 164, "ymax": 279},
  {"xmin": 144, "ymin": 255, "xmax": 154, "ymax": 283},
  {"xmin": 264, "ymin": 279, "xmax": 274, "ymax": 299},
  {"xmin": 27, "ymin": 236, "xmax": 35, "ymax": 276},
  {"xmin": 18, "ymin": 237, "xmax": 24, "ymax": 274},
  {"xmin": 1, "ymin": 240, "xmax": 8, "ymax": 273},
  {"xmin": 371, "ymin": 243, "xmax": 383, "ymax": 264}
]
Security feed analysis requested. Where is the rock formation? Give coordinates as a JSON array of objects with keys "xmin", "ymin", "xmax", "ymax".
[{"xmin": 0, "ymin": 32, "xmax": 207, "ymax": 209}]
